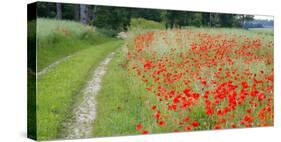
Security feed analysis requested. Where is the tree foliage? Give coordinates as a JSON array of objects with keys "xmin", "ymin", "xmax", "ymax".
[{"xmin": 37, "ymin": 2, "xmax": 255, "ymax": 32}]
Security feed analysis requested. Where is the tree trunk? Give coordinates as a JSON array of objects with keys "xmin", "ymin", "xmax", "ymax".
[
  {"xmin": 88, "ymin": 6, "xmax": 93, "ymax": 23},
  {"xmin": 209, "ymin": 13, "xmax": 211, "ymax": 27},
  {"xmin": 56, "ymin": 3, "xmax": 62, "ymax": 19},
  {"xmin": 74, "ymin": 5, "xmax": 80, "ymax": 21},
  {"xmin": 80, "ymin": 4, "xmax": 88, "ymax": 24},
  {"xmin": 242, "ymin": 15, "xmax": 245, "ymax": 28},
  {"xmin": 93, "ymin": 6, "xmax": 97, "ymax": 20}
]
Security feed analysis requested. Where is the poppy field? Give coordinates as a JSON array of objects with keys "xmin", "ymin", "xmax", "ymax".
[
  {"xmin": 28, "ymin": 3, "xmax": 274, "ymax": 140},
  {"xmin": 125, "ymin": 28, "xmax": 274, "ymax": 134}
]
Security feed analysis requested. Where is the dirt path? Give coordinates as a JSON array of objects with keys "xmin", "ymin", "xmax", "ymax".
[
  {"xmin": 37, "ymin": 55, "xmax": 72, "ymax": 77},
  {"xmin": 59, "ymin": 52, "xmax": 115, "ymax": 139}
]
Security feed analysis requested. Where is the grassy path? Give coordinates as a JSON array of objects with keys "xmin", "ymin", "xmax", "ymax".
[
  {"xmin": 60, "ymin": 52, "xmax": 115, "ymax": 139},
  {"xmin": 92, "ymin": 48, "xmax": 151, "ymax": 137},
  {"xmin": 37, "ymin": 40, "xmax": 123, "ymax": 140}
]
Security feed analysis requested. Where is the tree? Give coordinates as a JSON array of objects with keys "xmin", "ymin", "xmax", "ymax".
[
  {"xmin": 219, "ymin": 14, "xmax": 230, "ymax": 27},
  {"xmin": 56, "ymin": 3, "xmax": 62, "ymax": 19},
  {"xmin": 88, "ymin": 6, "xmax": 96, "ymax": 24},
  {"xmin": 189, "ymin": 12, "xmax": 202, "ymax": 27},
  {"xmin": 160, "ymin": 11, "xmax": 181, "ymax": 28},
  {"xmin": 240, "ymin": 15, "xmax": 254, "ymax": 28},
  {"xmin": 37, "ymin": 3, "xmax": 56, "ymax": 18},
  {"xmin": 37, "ymin": 2, "xmax": 257, "ymax": 29},
  {"xmin": 80, "ymin": 4, "xmax": 89, "ymax": 24},
  {"xmin": 74, "ymin": 5, "xmax": 80, "ymax": 21},
  {"xmin": 210, "ymin": 13, "xmax": 221, "ymax": 27},
  {"xmin": 219, "ymin": 14, "xmax": 239, "ymax": 27},
  {"xmin": 130, "ymin": 8, "xmax": 161, "ymax": 22},
  {"xmin": 160, "ymin": 10, "xmax": 169, "ymax": 28},
  {"xmin": 202, "ymin": 13, "xmax": 211, "ymax": 27},
  {"xmin": 93, "ymin": 6, "xmax": 130, "ymax": 31}
]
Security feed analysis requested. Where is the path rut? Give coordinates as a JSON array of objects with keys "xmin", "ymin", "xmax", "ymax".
[
  {"xmin": 59, "ymin": 52, "xmax": 115, "ymax": 139},
  {"xmin": 37, "ymin": 55, "xmax": 72, "ymax": 77}
]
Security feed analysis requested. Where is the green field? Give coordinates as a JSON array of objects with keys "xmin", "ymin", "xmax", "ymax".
[
  {"xmin": 249, "ymin": 28, "xmax": 274, "ymax": 36},
  {"xmin": 30, "ymin": 19, "xmax": 123, "ymax": 140},
  {"xmin": 29, "ymin": 17, "xmax": 273, "ymax": 140}
]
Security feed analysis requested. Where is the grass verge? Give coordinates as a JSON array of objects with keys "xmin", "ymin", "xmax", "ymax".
[{"xmin": 92, "ymin": 48, "xmax": 156, "ymax": 137}]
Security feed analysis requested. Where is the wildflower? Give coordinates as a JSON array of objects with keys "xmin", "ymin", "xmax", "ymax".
[
  {"xmin": 214, "ymin": 124, "xmax": 221, "ymax": 129},
  {"xmin": 136, "ymin": 123, "xmax": 143, "ymax": 131},
  {"xmin": 184, "ymin": 125, "xmax": 192, "ymax": 131},
  {"xmin": 142, "ymin": 130, "xmax": 149, "ymax": 134},
  {"xmin": 158, "ymin": 120, "xmax": 166, "ymax": 126},
  {"xmin": 192, "ymin": 121, "xmax": 199, "ymax": 127}
]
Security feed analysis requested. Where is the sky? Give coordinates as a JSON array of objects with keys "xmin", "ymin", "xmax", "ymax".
[{"xmin": 254, "ymin": 15, "xmax": 274, "ymax": 20}]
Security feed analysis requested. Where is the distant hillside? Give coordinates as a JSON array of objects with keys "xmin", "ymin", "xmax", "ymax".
[{"xmin": 243, "ymin": 19, "xmax": 273, "ymax": 28}]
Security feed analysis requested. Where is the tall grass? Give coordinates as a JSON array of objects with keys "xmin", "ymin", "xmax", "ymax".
[
  {"xmin": 36, "ymin": 18, "xmax": 90, "ymax": 38},
  {"xmin": 36, "ymin": 18, "xmax": 113, "ymax": 71}
]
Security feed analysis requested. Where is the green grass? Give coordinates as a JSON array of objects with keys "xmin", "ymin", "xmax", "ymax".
[
  {"xmin": 92, "ymin": 48, "xmax": 151, "ymax": 137},
  {"xmin": 249, "ymin": 28, "xmax": 274, "ymax": 36},
  {"xmin": 37, "ymin": 40, "xmax": 123, "ymax": 140},
  {"xmin": 36, "ymin": 18, "xmax": 113, "ymax": 71}
]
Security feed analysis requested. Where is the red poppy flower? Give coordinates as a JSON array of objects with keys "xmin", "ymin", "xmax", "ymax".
[
  {"xmin": 154, "ymin": 110, "xmax": 161, "ymax": 119},
  {"xmin": 174, "ymin": 129, "xmax": 180, "ymax": 132},
  {"xmin": 241, "ymin": 81, "xmax": 249, "ymax": 88},
  {"xmin": 142, "ymin": 130, "xmax": 149, "ymax": 134},
  {"xmin": 136, "ymin": 123, "xmax": 143, "ymax": 131},
  {"xmin": 184, "ymin": 117, "xmax": 190, "ymax": 122},
  {"xmin": 206, "ymin": 108, "xmax": 214, "ymax": 115},
  {"xmin": 151, "ymin": 105, "xmax": 157, "ymax": 110},
  {"xmin": 214, "ymin": 124, "xmax": 221, "ymax": 129},
  {"xmin": 159, "ymin": 120, "xmax": 166, "ymax": 126},
  {"xmin": 231, "ymin": 123, "xmax": 236, "ymax": 128},
  {"xmin": 184, "ymin": 125, "xmax": 192, "ymax": 131},
  {"xmin": 183, "ymin": 89, "xmax": 191, "ymax": 97},
  {"xmin": 192, "ymin": 121, "xmax": 199, "ymax": 127}
]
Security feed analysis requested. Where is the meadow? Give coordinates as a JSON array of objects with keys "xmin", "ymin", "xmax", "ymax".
[
  {"xmin": 31, "ymin": 18, "xmax": 273, "ymax": 140},
  {"xmin": 93, "ymin": 27, "xmax": 273, "ymax": 136}
]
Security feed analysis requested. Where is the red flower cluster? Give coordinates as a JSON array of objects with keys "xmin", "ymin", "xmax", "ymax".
[
  {"xmin": 130, "ymin": 29, "xmax": 273, "ymax": 133},
  {"xmin": 136, "ymin": 123, "xmax": 149, "ymax": 134}
]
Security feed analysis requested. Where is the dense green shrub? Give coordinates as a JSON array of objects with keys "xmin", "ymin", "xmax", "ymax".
[{"xmin": 129, "ymin": 18, "xmax": 165, "ymax": 30}]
